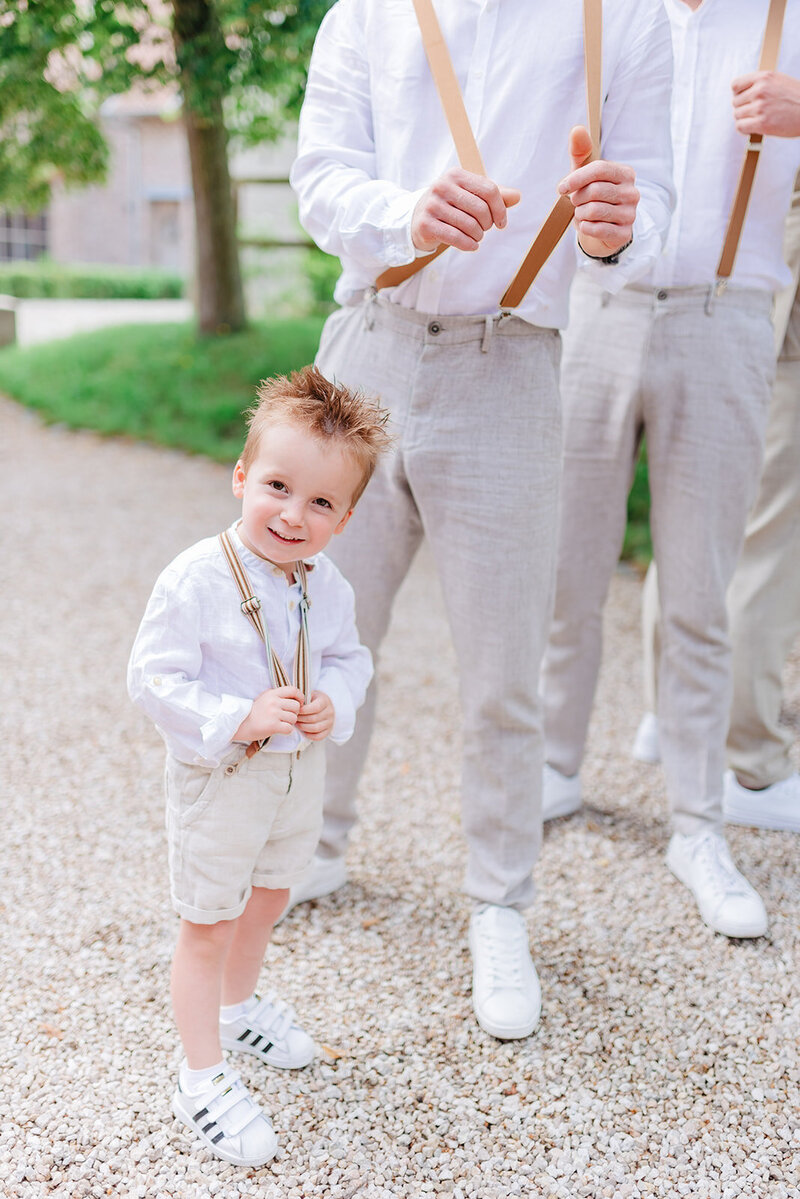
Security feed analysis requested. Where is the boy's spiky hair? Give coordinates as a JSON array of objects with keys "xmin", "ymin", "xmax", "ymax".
[{"xmin": 241, "ymin": 365, "xmax": 392, "ymax": 505}]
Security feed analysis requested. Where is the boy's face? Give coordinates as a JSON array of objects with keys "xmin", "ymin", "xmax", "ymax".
[{"xmin": 232, "ymin": 421, "xmax": 362, "ymax": 571}]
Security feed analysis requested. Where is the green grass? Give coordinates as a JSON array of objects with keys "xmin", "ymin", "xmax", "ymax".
[
  {"xmin": 0, "ymin": 260, "xmax": 184, "ymax": 300},
  {"xmin": 623, "ymin": 442, "xmax": 652, "ymax": 567},
  {"xmin": 0, "ymin": 319, "xmax": 326, "ymax": 463}
]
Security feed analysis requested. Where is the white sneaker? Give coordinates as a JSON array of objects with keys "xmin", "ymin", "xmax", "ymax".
[
  {"xmin": 469, "ymin": 904, "xmax": 541, "ymax": 1040},
  {"xmin": 172, "ymin": 1064, "xmax": 277, "ymax": 1167},
  {"xmin": 666, "ymin": 829, "xmax": 768, "ymax": 939},
  {"xmin": 220, "ymin": 992, "xmax": 315, "ymax": 1069},
  {"xmin": 542, "ymin": 763, "xmax": 582, "ymax": 821},
  {"xmin": 277, "ymin": 854, "xmax": 348, "ymax": 923},
  {"xmin": 723, "ymin": 770, "xmax": 800, "ymax": 832},
  {"xmin": 632, "ymin": 712, "xmax": 661, "ymax": 764}
]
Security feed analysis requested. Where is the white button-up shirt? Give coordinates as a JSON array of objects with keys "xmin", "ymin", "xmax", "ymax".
[
  {"xmin": 127, "ymin": 524, "xmax": 373, "ymax": 767},
  {"xmin": 291, "ymin": 0, "xmax": 675, "ymax": 328},
  {"xmin": 648, "ymin": 0, "xmax": 800, "ymax": 292}
]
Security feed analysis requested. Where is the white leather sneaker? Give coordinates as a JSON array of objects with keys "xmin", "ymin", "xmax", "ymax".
[
  {"xmin": 220, "ymin": 992, "xmax": 315, "ymax": 1069},
  {"xmin": 542, "ymin": 763, "xmax": 582, "ymax": 821},
  {"xmin": 469, "ymin": 904, "xmax": 541, "ymax": 1039},
  {"xmin": 631, "ymin": 712, "xmax": 661, "ymax": 764},
  {"xmin": 277, "ymin": 853, "xmax": 348, "ymax": 922},
  {"xmin": 666, "ymin": 829, "xmax": 768, "ymax": 938},
  {"xmin": 723, "ymin": 769, "xmax": 800, "ymax": 832},
  {"xmin": 172, "ymin": 1064, "xmax": 277, "ymax": 1166}
]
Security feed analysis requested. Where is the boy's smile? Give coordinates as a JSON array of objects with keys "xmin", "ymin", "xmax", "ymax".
[{"xmin": 232, "ymin": 421, "xmax": 362, "ymax": 574}]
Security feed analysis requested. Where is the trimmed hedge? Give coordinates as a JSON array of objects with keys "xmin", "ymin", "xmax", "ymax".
[{"xmin": 0, "ymin": 260, "xmax": 184, "ymax": 300}]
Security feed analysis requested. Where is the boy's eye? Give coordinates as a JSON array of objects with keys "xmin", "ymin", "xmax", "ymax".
[
  {"xmin": 313, "ymin": 497, "xmax": 333, "ymax": 509},
  {"xmin": 268, "ymin": 480, "xmax": 288, "ymax": 492}
]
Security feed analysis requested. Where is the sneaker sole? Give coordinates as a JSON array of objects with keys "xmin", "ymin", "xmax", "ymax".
[
  {"xmin": 219, "ymin": 1034, "xmax": 315, "ymax": 1070},
  {"xmin": 543, "ymin": 795, "xmax": 582, "ymax": 821},
  {"xmin": 666, "ymin": 850, "xmax": 768, "ymax": 939},
  {"xmin": 471, "ymin": 1003, "xmax": 541, "ymax": 1041},
  {"xmin": 172, "ymin": 1092, "xmax": 278, "ymax": 1167}
]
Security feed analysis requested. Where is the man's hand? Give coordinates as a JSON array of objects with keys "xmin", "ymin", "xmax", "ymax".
[
  {"xmin": 731, "ymin": 71, "xmax": 800, "ymax": 138},
  {"xmin": 234, "ymin": 685, "xmax": 305, "ymax": 743},
  {"xmin": 411, "ymin": 167, "xmax": 521, "ymax": 253},
  {"xmin": 296, "ymin": 690, "xmax": 336, "ymax": 741},
  {"xmin": 558, "ymin": 125, "xmax": 640, "ymax": 258}
]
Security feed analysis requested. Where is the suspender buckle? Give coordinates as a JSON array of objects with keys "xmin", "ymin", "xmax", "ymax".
[
  {"xmin": 241, "ymin": 595, "xmax": 261, "ymax": 616},
  {"xmin": 747, "ymin": 137, "xmax": 763, "ymax": 153},
  {"xmin": 714, "ymin": 277, "xmax": 728, "ymax": 298}
]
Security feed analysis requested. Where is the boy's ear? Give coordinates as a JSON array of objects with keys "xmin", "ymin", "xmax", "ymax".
[
  {"xmin": 334, "ymin": 509, "xmax": 354, "ymax": 535},
  {"xmin": 232, "ymin": 460, "xmax": 246, "ymax": 498}
]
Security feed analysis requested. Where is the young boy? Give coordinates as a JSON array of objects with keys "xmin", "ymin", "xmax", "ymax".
[{"xmin": 128, "ymin": 365, "xmax": 390, "ymax": 1167}]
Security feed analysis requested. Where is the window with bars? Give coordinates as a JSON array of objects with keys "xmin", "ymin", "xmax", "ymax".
[{"xmin": 0, "ymin": 211, "xmax": 49, "ymax": 262}]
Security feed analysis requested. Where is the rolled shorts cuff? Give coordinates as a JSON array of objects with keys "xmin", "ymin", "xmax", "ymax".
[
  {"xmin": 251, "ymin": 863, "xmax": 315, "ymax": 891},
  {"xmin": 172, "ymin": 885, "xmax": 253, "ymax": 926}
]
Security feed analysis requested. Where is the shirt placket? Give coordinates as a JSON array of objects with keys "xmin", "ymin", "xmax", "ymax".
[
  {"xmin": 661, "ymin": 10, "xmax": 699, "ymax": 287},
  {"xmin": 415, "ymin": 0, "xmax": 497, "ymax": 314}
]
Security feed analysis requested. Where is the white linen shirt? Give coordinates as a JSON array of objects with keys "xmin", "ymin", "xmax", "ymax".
[
  {"xmin": 291, "ymin": 0, "xmax": 675, "ymax": 328},
  {"xmin": 127, "ymin": 524, "xmax": 373, "ymax": 768},
  {"xmin": 648, "ymin": 0, "xmax": 800, "ymax": 292}
]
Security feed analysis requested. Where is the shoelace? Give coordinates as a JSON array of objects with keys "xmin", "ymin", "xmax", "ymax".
[
  {"xmin": 476, "ymin": 911, "xmax": 527, "ymax": 990},
  {"xmin": 249, "ymin": 991, "xmax": 295, "ymax": 1042},
  {"xmin": 693, "ymin": 834, "xmax": 751, "ymax": 900}
]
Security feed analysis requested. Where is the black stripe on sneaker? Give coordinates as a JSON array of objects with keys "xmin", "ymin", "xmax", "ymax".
[
  {"xmin": 211, "ymin": 1131, "xmax": 225, "ymax": 1145},
  {"xmin": 194, "ymin": 1107, "xmax": 209, "ymax": 1122},
  {"xmin": 237, "ymin": 1028, "xmax": 251, "ymax": 1042},
  {"xmin": 260, "ymin": 1041, "xmax": 273, "ymax": 1055},
  {"xmin": 202, "ymin": 1121, "xmax": 216, "ymax": 1134},
  {"xmin": 250, "ymin": 1034, "xmax": 263, "ymax": 1048}
]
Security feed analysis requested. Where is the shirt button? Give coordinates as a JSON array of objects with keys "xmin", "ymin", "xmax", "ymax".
[
  {"xmin": 152, "ymin": 675, "xmax": 162, "ymax": 686},
  {"xmin": 656, "ymin": 289, "xmax": 668, "ymax": 301},
  {"xmin": 289, "ymin": 600, "xmax": 296, "ymax": 611},
  {"xmin": 428, "ymin": 321, "xmax": 441, "ymax": 335}
]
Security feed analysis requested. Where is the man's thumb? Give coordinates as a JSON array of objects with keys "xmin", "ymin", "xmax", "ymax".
[{"xmin": 568, "ymin": 124, "xmax": 595, "ymax": 172}]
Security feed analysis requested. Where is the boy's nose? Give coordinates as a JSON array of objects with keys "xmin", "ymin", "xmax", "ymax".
[{"xmin": 280, "ymin": 499, "xmax": 304, "ymax": 526}]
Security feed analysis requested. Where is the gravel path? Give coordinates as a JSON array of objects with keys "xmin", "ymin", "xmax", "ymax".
[{"xmin": 1, "ymin": 395, "xmax": 798, "ymax": 1199}]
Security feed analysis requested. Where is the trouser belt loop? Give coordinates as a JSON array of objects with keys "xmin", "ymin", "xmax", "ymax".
[
  {"xmin": 364, "ymin": 287, "xmax": 378, "ymax": 331},
  {"xmin": 705, "ymin": 279, "xmax": 726, "ymax": 317},
  {"xmin": 481, "ymin": 313, "xmax": 493, "ymax": 354}
]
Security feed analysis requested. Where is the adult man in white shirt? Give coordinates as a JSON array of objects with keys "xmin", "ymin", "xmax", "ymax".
[
  {"xmin": 541, "ymin": 0, "xmax": 800, "ymax": 938},
  {"xmin": 289, "ymin": 0, "xmax": 674, "ymax": 1039},
  {"xmin": 635, "ymin": 180, "xmax": 800, "ymax": 832}
]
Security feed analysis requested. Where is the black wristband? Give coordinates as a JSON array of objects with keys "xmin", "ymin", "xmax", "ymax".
[{"xmin": 579, "ymin": 236, "xmax": 633, "ymax": 265}]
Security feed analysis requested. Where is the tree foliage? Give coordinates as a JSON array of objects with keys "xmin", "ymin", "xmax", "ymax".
[{"xmin": 0, "ymin": 0, "xmax": 331, "ymax": 212}]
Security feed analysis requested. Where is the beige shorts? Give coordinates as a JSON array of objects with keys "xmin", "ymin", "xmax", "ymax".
[{"xmin": 165, "ymin": 742, "xmax": 325, "ymax": 924}]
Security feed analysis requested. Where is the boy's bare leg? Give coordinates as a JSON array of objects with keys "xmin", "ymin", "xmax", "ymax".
[
  {"xmin": 221, "ymin": 887, "xmax": 288, "ymax": 1005},
  {"xmin": 171, "ymin": 917, "xmax": 238, "ymax": 1068}
]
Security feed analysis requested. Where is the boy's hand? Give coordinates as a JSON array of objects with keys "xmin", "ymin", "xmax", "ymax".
[
  {"xmin": 558, "ymin": 125, "xmax": 639, "ymax": 258},
  {"xmin": 296, "ymin": 690, "xmax": 336, "ymax": 741},
  {"xmin": 234, "ymin": 686, "xmax": 305, "ymax": 743}
]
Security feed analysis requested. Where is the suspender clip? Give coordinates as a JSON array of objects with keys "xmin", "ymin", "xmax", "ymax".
[
  {"xmin": 241, "ymin": 594, "xmax": 261, "ymax": 616},
  {"xmin": 747, "ymin": 137, "xmax": 763, "ymax": 153}
]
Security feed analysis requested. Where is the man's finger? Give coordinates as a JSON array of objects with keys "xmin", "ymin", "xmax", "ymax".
[
  {"xmin": 568, "ymin": 124, "xmax": 595, "ymax": 173},
  {"xmin": 558, "ymin": 160, "xmax": 635, "ymax": 197},
  {"xmin": 731, "ymin": 72, "xmax": 759, "ymax": 95}
]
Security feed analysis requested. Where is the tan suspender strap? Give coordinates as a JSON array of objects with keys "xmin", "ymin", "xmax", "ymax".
[
  {"xmin": 374, "ymin": 0, "xmax": 486, "ymax": 293},
  {"xmin": 411, "ymin": 0, "xmax": 485, "ymax": 176},
  {"xmin": 716, "ymin": 0, "xmax": 787, "ymax": 283},
  {"xmin": 501, "ymin": 0, "xmax": 602, "ymax": 309},
  {"xmin": 218, "ymin": 530, "xmax": 312, "ymax": 756}
]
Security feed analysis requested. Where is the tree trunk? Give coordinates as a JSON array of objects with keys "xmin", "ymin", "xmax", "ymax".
[{"xmin": 172, "ymin": 0, "xmax": 246, "ymax": 334}]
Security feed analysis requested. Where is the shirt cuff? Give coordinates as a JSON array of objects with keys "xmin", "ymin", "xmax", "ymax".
[
  {"xmin": 382, "ymin": 187, "xmax": 428, "ymax": 267},
  {"xmin": 199, "ymin": 693, "xmax": 254, "ymax": 764},
  {"xmin": 316, "ymin": 670, "xmax": 356, "ymax": 744},
  {"xmin": 576, "ymin": 206, "xmax": 662, "ymax": 293}
]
